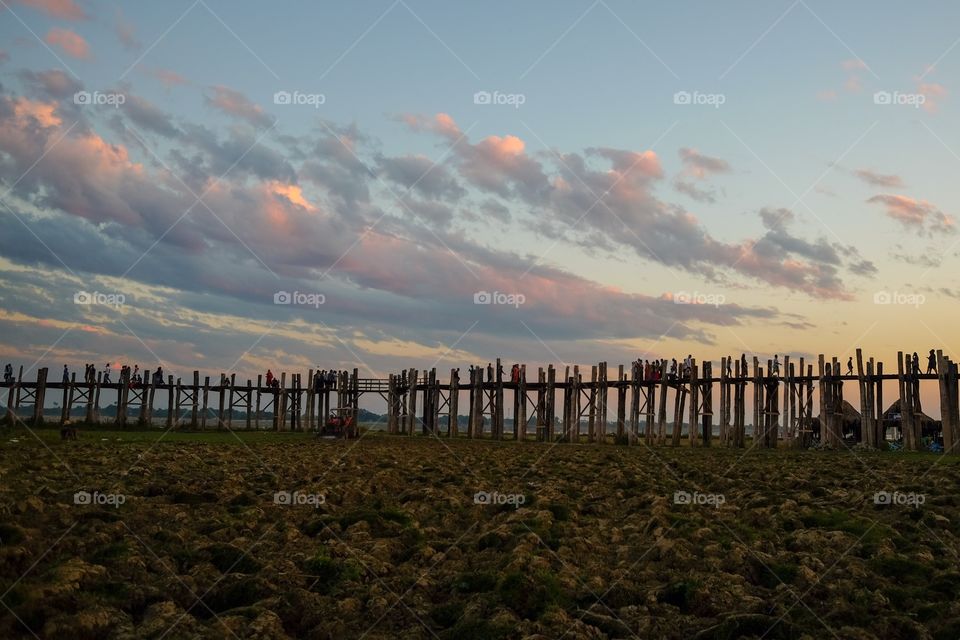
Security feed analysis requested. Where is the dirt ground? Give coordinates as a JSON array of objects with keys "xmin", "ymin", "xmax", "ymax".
[{"xmin": 1, "ymin": 430, "xmax": 959, "ymax": 639}]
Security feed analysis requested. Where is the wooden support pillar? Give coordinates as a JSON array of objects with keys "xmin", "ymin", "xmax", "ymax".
[
  {"xmin": 657, "ymin": 361, "xmax": 669, "ymax": 446},
  {"xmin": 218, "ymin": 374, "xmax": 226, "ymax": 431},
  {"xmin": 688, "ymin": 360, "xmax": 700, "ymax": 447},
  {"xmin": 449, "ymin": 368, "xmax": 460, "ymax": 437},
  {"xmin": 201, "ymin": 376, "xmax": 210, "ymax": 429},
  {"xmin": 671, "ymin": 383, "xmax": 683, "ymax": 448},
  {"xmin": 407, "ymin": 368, "xmax": 419, "ymax": 435},
  {"xmin": 517, "ymin": 365, "xmax": 527, "ymax": 440},
  {"xmin": 227, "ymin": 373, "xmax": 236, "ymax": 430},
  {"xmin": 306, "ymin": 369, "xmax": 315, "ymax": 433},
  {"xmin": 166, "ymin": 375, "xmax": 174, "ymax": 429},
  {"xmin": 59, "ymin": 372, "xmax": 73, "ymax": 425},
  {"xmin": 138, "ymin": 373, "xmax": 151, "ymax": 426},
  {"xmin": 587, "ymin": 365, "xmax": 597, "ymax": 442},
  {"xmin": 616, "ymin": 364, "xmax": 626, "ymax": 443},
  {"xmin": 254, "ymin": 375, "xmax": 262, "ymax": 429},
  {"xmin": 546, "ymin": 365, "xmax": 556, "ymax": 442},
  {"xmin": 702, "ymin": 361, "xmax": 712, "ymax": 447}
]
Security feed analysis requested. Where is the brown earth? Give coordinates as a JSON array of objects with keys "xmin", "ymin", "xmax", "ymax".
[{"xmin": 1, "ymin": 433, "xmax": 959, "ymax": 639}]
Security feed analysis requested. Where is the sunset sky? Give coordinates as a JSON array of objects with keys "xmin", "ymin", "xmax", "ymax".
[{"xmin": 1, "ymin": 0, "xmax": 959, "ymax": 398}]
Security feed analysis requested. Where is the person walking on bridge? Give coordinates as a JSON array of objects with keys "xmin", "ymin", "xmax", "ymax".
[{"xmin": 927, "ymin": 350, "xmax": 937, "ymax": 375}]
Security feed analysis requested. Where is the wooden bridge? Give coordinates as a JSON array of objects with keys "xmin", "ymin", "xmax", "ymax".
[{"xmin": 3, "ymin": 349, "xmax": 958, "ymax": 453}]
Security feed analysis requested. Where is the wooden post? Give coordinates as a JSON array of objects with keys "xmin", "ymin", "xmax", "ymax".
[
  {"xmin": 5, "ymin": 368, "xmax": 18, "ymax": 425},
  {"xmin": 200, "ymin": 376, "xmax": 210, "ymax": 429},
  {"xmin": 616, "ymin": 364, "xmax": 626, "ymax": 443},
  {"xmin": 59, "ymin": 372, "xmax": 72, "ymax": 425},
  {"xmin": 226, "ymin": 373, "xmax": 236, "ymax": 430},
  {"xmin": 657, "ymin": 361, "xmax": 669, "ymax": 446},
  {"xmin": 408, "ymin": 368, "xmax": 419, "ymax": 435},
  {"xmin": 546, "ymin": 365, "xmax": 556, "ymax": 441},
  {"xmin": 138, "ymin": 372, "xmax": 150, "ymax": 426},
  {"xmin": 218, "ymin": 374, "xmax": 226, "ymax": 431},
  {"xmin": 588, "ymin": 365, "xmax": 597, "ymax": 443},
  {"xmin": 254, "ymin": 375, "xmax": 262, "ymax": 429},
  {"xmin": 517, "ymin": 365, "xmax": 527, "ymax": 440},
  {"xmin": 165, "ymin": 375, "xmax": 174, "ymax": 429},
  {"xmin": 671, "ymin": 382, "xmax": 684, "ymax": 448},
  {"xmin": 702, "ymin": 361, "xmax": 712, "ymax": 447},
  {"xmin": 449, "ymin": 368, "xmax": 459, "ymax": 437},
  {"xmin": 494, "ymin": 358, "xmax": 504, "ymax": 440},
  {"xmin": 688, "ymin": 360, "xmax": 699, "ymax": 447},
  {"xmin": 946, "ymin": 359, "xmax": 960, "ymax": 454},
  {"xmin": 306, "ymin": 369, "xmax": 315, "ymax": 433}
]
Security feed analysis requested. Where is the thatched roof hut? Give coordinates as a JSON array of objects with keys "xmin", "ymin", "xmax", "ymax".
[
  {"xmin": 801, "ymin": 400, "xmax": 862, "ymax": 440},
  {"xmin": 882, "ymin": 399, "xmax": 939, "ymax": 437}
]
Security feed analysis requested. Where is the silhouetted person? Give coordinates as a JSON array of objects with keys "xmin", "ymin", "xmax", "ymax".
[
  {"xmin": 62, "ymin": 364, "xmax": 69, "ymax": 384},
  {"xmin": 912, "ymin": 352, "xmax": 920, "ymax": 375},
  {"xmin": 846, "ymin": 357, "xmax": 853, "ymax": 376},
  {"xmin": 927, "ymin": 350, "xmax": 937, "ymax": 375}
]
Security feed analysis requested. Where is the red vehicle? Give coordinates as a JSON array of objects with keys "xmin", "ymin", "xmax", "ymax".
[{"xmin": 319, "ymin": 412, "xmax": 358, "ymax": 438}]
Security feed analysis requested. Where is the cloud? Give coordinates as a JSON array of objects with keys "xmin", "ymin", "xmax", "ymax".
[
  {"xmin": 0, "ymin": 87, "xmax": 791, "ymax": 369},
  {"xmin": 17, "ymin": 68, "xmax": 82, "ymax": 99},
  {"xmin": 867, "ymin": 194, "xmax": 955, "ymax": 235},
  {"xmin": 204, "ymin": 85, "xmax": 273, "ymax": 128},
  {"xmin": 674, "ymin": 148, "xmax": 730, "ymax": 203},
  {"xmin": 114, "ymin": 9, "xmax": 141, "ymax": 51},
  {"xmin": 119, "ymin": 94, "xmax": 180, "ymax": 138},
  {"xmin": 853, "ymin": 168, "xmax": 904, "ymax": 188},
  {"xmin": 377, "ymin": 154, "xmax": 466, "ymax": 201},
  {"xmin": 142, "ymin": 67, "xmax": 189, "ymax": 89},
  {"xmin": 674, "ymin": 179, "xmax": 718, "ymax": 203},
  {"xmin": 916, "ymin": 81, "xmax": 946, "ymax": 113},
  {"xmin": 678, "ymin": 147, "xmax": 731, "ymax": 179},
  {"xmin": 44, "ymin": 27, "xmax": 91, "ymax": 60},
  {"xmin": 14, "ymin": 0, "xmax": 87, "ymax": 20}
]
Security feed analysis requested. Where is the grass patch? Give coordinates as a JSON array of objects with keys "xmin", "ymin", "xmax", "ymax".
[{"xmin": 496, "ymin": 569, "xmax": 564, "ymax": 619}]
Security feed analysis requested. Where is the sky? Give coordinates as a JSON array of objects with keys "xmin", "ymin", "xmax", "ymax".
[{"xmin": 1, "ymin": 0, "xmax": 959, "ymax": 403}]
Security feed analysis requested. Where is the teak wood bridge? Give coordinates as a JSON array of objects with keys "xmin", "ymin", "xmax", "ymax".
[{"xmin": 4, "ymin": 349, "xmax": 959, "ymax": 453}]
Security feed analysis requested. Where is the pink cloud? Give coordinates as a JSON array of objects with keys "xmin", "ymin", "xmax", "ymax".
[
  {"xmin": 15, "ymin": 0, "xmax": 86, "ymax": 20},
  {"xmin": 867, "ymin": 194, "xmax": 955, "ymax": 234},
  {"xmin": 852, "ymin": 168, "xmax": 904, "ymax": 188},
  {"xmin": 44, "ymin": 27, "xmax": 91, "ymax": 59},
  {"xmin": 205, "ymin": 85, "xmax": 273, "ymax": 128},
  {"xmin": 143, "ymin": 67, "xmax": 189, "ymax": 89},
  {"xmin": 678, "ymin": 147, "xmax": 730, "ymax": 179},
  {"xmin": 916, "ymin": 81, "xmax": 947, "ymax": 113}
]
